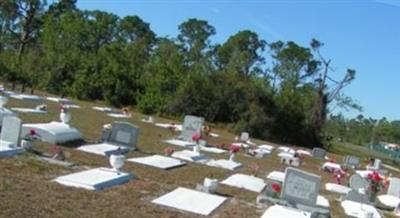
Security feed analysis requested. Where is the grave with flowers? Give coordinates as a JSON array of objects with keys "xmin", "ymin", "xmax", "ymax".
[{"xmin": 21, "ymin": 105, "xmax": 81, "ymax": 144}]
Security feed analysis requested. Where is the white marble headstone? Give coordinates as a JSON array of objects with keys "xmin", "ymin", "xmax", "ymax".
[
  {"xmin": 179, "ymin": 115, "xmax": 204, "ymax": 142},
  {"xmin": 1, "ymin": 116, "xmax": 22, "ymax": 145},
  {"xmin": 281, "ymin": 167, "xmax": 321, "ymax": 207}
]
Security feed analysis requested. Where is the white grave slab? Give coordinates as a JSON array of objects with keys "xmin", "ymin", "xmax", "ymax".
[
  {"xmin": 46, "ymin": 97, "xmax": 72, "ymax": 103},
  {"xmin": 220, "ymin": 173, "xmax": 266, "ymax": 192},
  {"xmin": 231, "ymin": 142, "xmax": 251, "ymax": 148},
  {"xmin": 10, "ymin": 94, "xmax": 44, "ymax": 101},
  {"xmin": 209, "ymin": 133, "xmax": 219, "ymax": 138},
  {"xmin": 200, "ymin": 146, "xmax": 226, "ymax": 154},
  {"xmin": 152, "ymin": 187, "xmax": 226, "ymax": 216},
  {"xmin": 164, "ymin": 139, "xmax": 195, "ymax": 147},
  {"xmin": 266, "ymin": 171, "xmax": 285, "ymax": 183},
  {"xmin": 341, "ymin": 200, "xmax": 381, "ymax": 218},
  {"xmin": 278, "ymin": 152, "xmax": 295, "ymax": 158},
  {"xmin": 92, "ymin": 106, "xmax": 114, "ymax": 112},
  {"xmin": 21, "ymin": 122, "xmax": 82, "ymax": 144},
  {"xmin": 296, "ymin": 149, "xmax": 311, "ymax": 156},
  {"xmin": 206, "ymin": 159, "xmax": 243, "ymax": 170},
  {"xmin": 316, "ymin": 195, "xmax": 330, "ymax": 208},
  {"xmin": 325, "ymin": 183, "xmax": 351, "ymax": 195},
  {"xmin": 322, "ymin": 162, "xmax": 342, "ymax": 172},
  {"xmin": 155, "ymin": 123, "xmax": 183, "ymax": 131},
  {"xmin": 127, "ymin": 155, "xmax": 186, "ymax": 170},
  {"xmin": 259, "ymin": 144, "xmax": 274, "ymax": 151},
  {"xmin": 377, "ymin": 195, "xmax": 400, "ymax": 208},
  {"xmin": 107, "ymin": 113, "xmax": 132, "ymax": 118},
  {"xmin": 0, "ymin": 143, "xmax": 23, "ymax": 157},
  {"xmin": 261, "ymin": 205, "xmax": 311, "ymax": 218},
  {"xmin": 172, "ymin": 150, "xmax": 209, "ymax": 163},
  {"xmin": 77, "ymin": 143, "xmax": 129, "ymax": 156},
  {"xmin": 54, "ymin": 167, "xmax": 133, "ymax": 191},
  {"xmin": 11, "ymin": 107, "xmax": 47, "ymax": 114}
]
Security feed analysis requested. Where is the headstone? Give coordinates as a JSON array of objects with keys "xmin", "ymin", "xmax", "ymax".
[
  {"xmin": 179, "ymin": 115, "xmax": 204, "ymax": 142},
  {"xmin": 349, "ymin": 174, "xmax": 369, "ymax": 191},
  {"xmin": 387, "ymin": 178, "xmax": 400, "ymax": 197},
  {"xmin": 240, "ymin": 132, "xmax": 250, "ymax": 142},
  {"xmin": 281, "ymin": 167, "xmax": 321, "ymax": 207},
  {"xmin": 108, "ymin": 122, "xmax": 139, "ymax": 149},
  {"xmin": 1, "ymin": 116, "xmax": 22, "ymax": 146},
  {"xmin": 345, "ymin": 155, "xmax": 360, "ymax": 168},
  {"xmin": 312, "ymin": 148, "xmax": 326, "ymax": 159}
]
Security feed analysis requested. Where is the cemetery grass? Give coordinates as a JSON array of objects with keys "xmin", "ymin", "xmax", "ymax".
[{"xmin": 1, "ymin": 97, "xmax": 399, "ymax": 218}]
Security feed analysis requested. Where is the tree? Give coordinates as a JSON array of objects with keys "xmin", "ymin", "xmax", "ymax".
[
  {"xmin": 178, "ymin": 18, "xmax": 215, "ymax": 66},
  {"xmin": 216, "ymin": 30, "xmax": 266, "ymax": 76}
]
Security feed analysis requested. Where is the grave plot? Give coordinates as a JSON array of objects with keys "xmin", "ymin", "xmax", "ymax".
[
  {"xmin": 206, "ymin": 159, "xmax": 243, "ymax": 171},
  {"xmin": 54, "ymin": 167, "xmax": 133, "ymax": 191},
  {"xmin": 0, "ymin": 116, "xmax": 24, "ymax": 157},
  {"xmin": 78, "ymin": 122, "xmax": 139, "ymax": 156},
  {"xmin": 152, "ymin": 187, "xmax": 227, "ymax": 216},
  {"xmin": 220, "ymin": 173, "xmax": 266, "ymax": 193},
  {"xmin": 11, "ymin": 107, "xmax": 47, "ymax": 114},
  {"xmin": 127, "ymin": 155, "xmax": 186, "ymax": 170},
  {"xmin": 21, "ymin": 122, "xmax": 82, "ymax": 144}
]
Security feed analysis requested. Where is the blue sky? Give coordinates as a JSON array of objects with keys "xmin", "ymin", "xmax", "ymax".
[{"xmin": 76, "ymin": 0, "xmax": 400, "ymax": 120}]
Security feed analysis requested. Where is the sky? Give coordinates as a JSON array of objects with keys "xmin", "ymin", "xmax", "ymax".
[{"xmin": 75, "ymin": 0, "xmax": 400, "ymax": 120}]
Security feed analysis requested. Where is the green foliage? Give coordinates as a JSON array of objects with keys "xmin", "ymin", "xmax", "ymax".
[{"xmin": 0, "ymin": 2, "xmax": 361, "ymax": 148}]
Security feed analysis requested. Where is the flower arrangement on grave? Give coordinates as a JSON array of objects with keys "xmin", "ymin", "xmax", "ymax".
[
  {"xmin": 121, "ymin": 107, "xmax": 130, "ymax": 115},
  {"xmin": 366, "ymin": 171, "xmax": 385, "ymax": 201},
  {"xmin": 270, "ymin": 183, "xmax": 281, "ymax": 199},
  {"xmin": 192, "ymin": 133, "xmax": 202, "ymax": 153},
  {"xmin": 164, "ymin": 147, "xmax": 175, "ymax": 156},
  {"xmin": 59, "ymin": 104, "xmax": 71, "ymax": 123},
  {"xmin": 229, "ymin": 144, "xmax": 241, "ymax": 161},
  {"xmin": 249, "ymin": 163, "xmax": 260, "ymax": 176},
  {"xmin": 50, "ymin": 144, "xmax": 65, "ymax": 161},
  {"xmin": 333, "ymin": 169, "xmax": 346, "ymax": 184},
  {"xmin": 21, "ymin": 129, "xmax": 41, "ymax": 150}
]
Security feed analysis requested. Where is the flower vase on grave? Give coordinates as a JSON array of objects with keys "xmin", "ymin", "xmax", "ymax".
[
  {"xmin": 59, "ymin": 106, "xmax": 71, "ymax": 124},
  {"xmin": 394, "ymin": 202, "xmax": 400, "ymax": 216},
  {"xmin": 109, "ymin": 154, "xmax": 125, "ymax": 171},
  {"xmin": 20, "ymin": 139, "xmax": 33, "ymax": 150},
  {"xmin": 203, "ymin": 178, "xmax": 218, "ymax": 193},
  {"xmin": 193, "ymin": 144, "xmax": 201, "ymax": 154},
  {"xmin": 229, "ymin": 153, "xmax": 235, "ymax": 162}
]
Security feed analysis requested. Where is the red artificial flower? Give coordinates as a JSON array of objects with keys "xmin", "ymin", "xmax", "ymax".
[
  {"xmin": 229, "ymin": 144, "xmax": 241, "ymax": 153},
  {"xmin": 271, "ymin": 183, "xmax": 281, "ymax": 193},
  {"xmin": 29, "ymin": 129, "xmax": 36, "ymax": 136},
  {"xmin": 164, "ymin": 147, "xmax": 175, "ymax": 156},
  {"xmin": 192, "ymin": 133, "xmax": 201, "ymax": 142}
]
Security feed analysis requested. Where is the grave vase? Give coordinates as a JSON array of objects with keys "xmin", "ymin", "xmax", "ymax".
[
  {"xmin": 60, "ymin": 112, "xmax": 71, "ymax": 124},
  {"xmin": 109, "ymin": 154, "xmax": 125, "ymax": 171},
  {"xmin": 193, "ymin": 144, "xmax": 200, "ymax": 154},
  {"xmin": 203, "ymin": 178, "xmax": 218, "ymax": 193},
  {"xmin": 229, "ymin": 153, "xmax": 235, "ymax": 162},
  {"xmin": 20, "ymin": 139, "xmax": 33, "ymax": 150},
  {"xmin": 368, "ymin": 191, "xmax": 377, "ymax": 203}
]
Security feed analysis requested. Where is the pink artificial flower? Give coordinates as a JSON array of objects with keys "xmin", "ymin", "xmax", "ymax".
[
  {"xmin": 192, "ymin": 133, "xmax": 201, "ymax": 142},
  {"xmin": 229, "ymin": 144, "xmax": 241, "ymax": 153}
]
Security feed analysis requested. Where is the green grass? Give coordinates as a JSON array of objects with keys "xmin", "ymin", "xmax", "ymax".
[{"xmin": 0, "ymin": 95, "xmax": 399, "ymax": 218}]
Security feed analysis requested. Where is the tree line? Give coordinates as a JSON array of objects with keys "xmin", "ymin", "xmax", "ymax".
[
  {"xmin": 325, "ymin": 114, "xmax": 400, "ymax": 146},
  {"xmin": 0, "ymin": 0, "xmax": 360, "ymax": 147}
]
